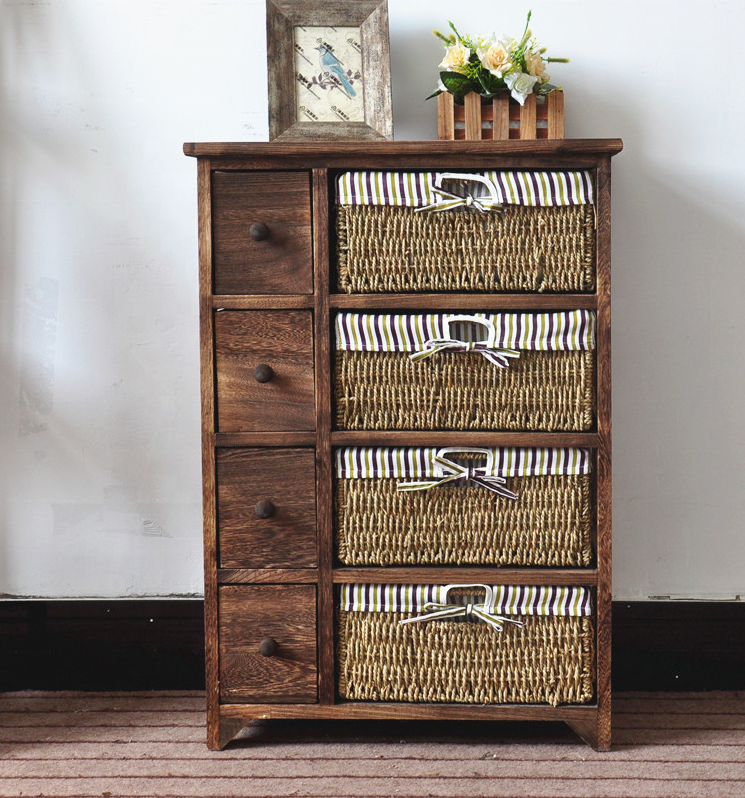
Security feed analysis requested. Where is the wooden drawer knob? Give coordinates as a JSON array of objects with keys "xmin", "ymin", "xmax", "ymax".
[
  {"xmin": 249, "ymin": 222, "xmax": 270, "ymax": 241},
  {"xmin": 255, "ymin": 499, "xmax": 275, "ymax": 519},
  {"xmin": 253, "ymin": 364, "xmax": 274, "ymax": 383},
  {"xmin": 259, "ymin": 637, "xmax": 278, "ymax": 657}
]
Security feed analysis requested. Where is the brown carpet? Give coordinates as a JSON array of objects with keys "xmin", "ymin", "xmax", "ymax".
[{"xmin": 1, "ymin": 691, "xmax": 744, "ymax": 797}]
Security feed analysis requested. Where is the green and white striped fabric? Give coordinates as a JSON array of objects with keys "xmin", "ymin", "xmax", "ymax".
[
  {"xmin": 335, "ymin": 447, "xmax": 591, "ymax": 479},
  {"xmin": 340, "ymin": 584, "xmax": 592, "ymax": 617},
  {"xmin": 336, "ymin": 170, "xmax": 594, "ymax": 208},
  {"xmin": 335, "ymin": 311, "xmax": 596, "ymax": 353}
]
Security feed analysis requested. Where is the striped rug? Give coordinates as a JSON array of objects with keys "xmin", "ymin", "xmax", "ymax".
[{"xmin": 1, "ymin": 691, "xmax": 744, "ymax": 797}]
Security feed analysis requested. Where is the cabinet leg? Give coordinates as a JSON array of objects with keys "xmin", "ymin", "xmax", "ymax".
[
  {"xmin": 211, "ymin": 716, "xmax": 247, "ymax": 750},
  {"xmin": 566, "ymin": 718, "xmax": 611, "ymax": 752}
]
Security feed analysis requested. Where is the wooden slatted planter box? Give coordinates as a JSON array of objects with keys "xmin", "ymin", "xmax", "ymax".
[{"xmin": 438, "ymin": 90, "xmax": 564, "ymax": 141}]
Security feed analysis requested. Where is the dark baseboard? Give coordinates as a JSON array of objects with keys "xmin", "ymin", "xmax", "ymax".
[{"xmin": 1, "ymin": 600, "xmax": 743, "ymax": 692}]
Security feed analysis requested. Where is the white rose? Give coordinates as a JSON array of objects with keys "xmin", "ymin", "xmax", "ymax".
[
  {"xmin": 476, "ymin": 42, "xmax": 511, "ymax": 77},
  {"xmin": 439, "ymin": 43, "xmax": 471, "ymax": 74},
  {"xmin": 504, "ymin": 70, "xmax": 538, "ymax": 105}
]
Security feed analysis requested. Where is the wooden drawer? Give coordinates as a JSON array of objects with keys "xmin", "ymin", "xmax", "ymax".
[
  {"xmin": 219, "ymin": 585, "xmax": 317, "ymax": 704},
  {"xmin": 212, "ymin": 171, "xmax": 313, "ymax": 295},
  {"xmin": 215, "ymin": 310, "xmax": 315, "ymax": 432},
  {"xmin": 217, "ymin": 448, "xmax": 317, "ymax": 568}
]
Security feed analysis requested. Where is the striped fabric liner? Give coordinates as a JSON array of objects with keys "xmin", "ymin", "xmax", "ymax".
[
  {"xmin": 340, "ymin": 584, "xmax": 593, "ymax": 617},
  {"xmin": 336, "ymin": 447, "xmax": 591, "ymax": 479},
  {"xmin": 335, "ymin": 311, "xmax": 596, "ymax": 353},
  {"xmin": 336, "ymin": 170, "xmax": 594, "ymax": 207}
]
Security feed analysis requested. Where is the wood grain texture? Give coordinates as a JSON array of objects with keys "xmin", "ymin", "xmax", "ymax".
[
  {"xmin": 213, "ymin": 294, "xmax": 314, "ymax": 310},
  {"xmin": 518, "ymin": 94, "xmax": 537, "ymax": 140},
  {"xmin": 332, "ymin": 567, "xmax": 599, "ymax": 586},
  {"xmin": 548, "ymin": 90, "xmax": 565, "ymax": 139},
  {"xmin": 437, "ymin": 93, "xmax": 454, "ymax": 140},
  {"xmin": 312, "ymin": 168, "xmax": 335, "ymax": 705},
  {"xmin": 216, "ymin": 448, "xmax": 317, "ymax": 568},
  {"xmin": 219, "ymin": 700, "xmax": 598, "ymax": 723},
  {"xmin": 493, "ymin": 94, "xmax": 510, "ymax": 140},
  {"xmin": 184, "ymin": 139, "xmax": 624, "ymax": 160},
  {"xmin": 329, "ymin": 294, "xmax": 598, "ymax": 311},
  {"xmin": 196, "ymin": 158, "xmax": 221, "ymax": 751},
  {"xmin": 359, "ymin": 0, "xmax": 393, "ymax": 139},
  {"xmin": 218, "ymin": 585, "xmax": 317, "ymax": 705},
  {"xmin": 215, "ymin": 431, "xmax": 316, "ymax": 447},
  {"xmin": 214, "ymin": 310, "xmax": 315, "ymax": 432},
  {"xmin": 330, "ymin": 431, "xmax": 600, "ymax": 448},
  {"xmin": 211, "ymin": 171, "xmax": 312, "ymax": 295},
  {"xmin": 464, "ymin": 92, "xmax": 482, "ymax": 141},
  {"xmin": 266, "ymin": 1, "xmax": 296, "ymax": 141},
  {"xmin": 218, "ymin": 568, "xmax": 318, "ymax": 584},
  {"xmin": 595, "ymin": 157, "xmax": 614, "ymax": 752}
]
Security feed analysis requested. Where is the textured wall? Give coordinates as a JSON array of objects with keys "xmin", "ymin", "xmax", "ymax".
[{"xmin": 1, "ymin": 0, "xmax": 743, "ymax": 599}]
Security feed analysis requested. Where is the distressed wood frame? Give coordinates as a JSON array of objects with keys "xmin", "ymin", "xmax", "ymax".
[{"xmin": 266, "ymin": 0, "xmax": 392, "ymax": 141}]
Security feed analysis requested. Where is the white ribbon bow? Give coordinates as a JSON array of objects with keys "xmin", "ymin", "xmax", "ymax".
[
  {"xmin": 409, "ymin": 338, "xmax": 520, "ymax": 368},
  {"xmin": 398, "ymin": 585, "xmax": 525, "ymax": 633},
  {"xmin": 397, "ymin": 452, "xmax": 518, "ymax": 500},
  {"xmin": 416, "ymin": 173, "xmax": 505, "ymax": 214}
]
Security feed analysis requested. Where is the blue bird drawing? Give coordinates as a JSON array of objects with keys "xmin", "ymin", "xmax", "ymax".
[{"xmin": 316, "ymin": 43, "xmax": 356, "ymax": 97}]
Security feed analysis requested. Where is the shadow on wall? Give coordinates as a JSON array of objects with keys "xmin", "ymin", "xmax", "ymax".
[{"xmin": 0, "ymin": 3, "xmax": 202, "ymax": 596}]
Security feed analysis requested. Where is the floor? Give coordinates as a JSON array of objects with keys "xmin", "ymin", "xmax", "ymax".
[{"xmin": 1, "ymin": 691, "xmax": 744, "ymax": 797}]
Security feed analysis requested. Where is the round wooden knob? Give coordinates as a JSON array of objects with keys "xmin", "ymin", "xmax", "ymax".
[
  {"xmin": 259, "ymin": 637, "xmax": 278, "ymax": 657},
  {"xmin": 253, "ymin": 364, "xmax": 274, "ymax": 383},
  {"xmin": 255, "ymin": 499, "xmax": 275, "ymax": 519},
  {"xmin": 249, "ymin": 222, "xmax": 269, "ymax": 241}
]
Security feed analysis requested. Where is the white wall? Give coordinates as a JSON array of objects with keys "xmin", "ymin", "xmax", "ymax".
[{"xmin": 1, "ymin": 0, "xmax": 743, "ymax": 599}]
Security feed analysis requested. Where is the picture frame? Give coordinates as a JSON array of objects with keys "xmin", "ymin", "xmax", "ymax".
[{"xmin": 266, "ymin": 0, "xmax": 393, "ymax": 141}]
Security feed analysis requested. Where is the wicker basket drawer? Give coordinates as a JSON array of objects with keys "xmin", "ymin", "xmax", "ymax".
[
  {"xmin": 337, "ymin": 584, "xmax": 595, "ymax": 706},
  {"xmin": 335, "ymin": 170, "xmax": 595, "ymax": 294},
  {"xmin": 335, "ymin": 446, "xmax": 593, "ymax": 567},
  {"xmin": 334, "ymin": 311, "xmax": 596, "ymax": 431}
]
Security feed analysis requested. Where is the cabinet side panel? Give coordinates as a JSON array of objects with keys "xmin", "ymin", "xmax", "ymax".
[
  {"xmin": 197, "ymin": 158, "xmax": 220, "ymax": 750},
  {"xmin": 595, "ymin": 157, "xmax": 613, "ymax": 751}
]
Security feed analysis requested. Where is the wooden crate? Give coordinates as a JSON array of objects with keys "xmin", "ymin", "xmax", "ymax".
[{"xmin": 438, "ymin": 91, "xmax": 564, "ymax": 141}]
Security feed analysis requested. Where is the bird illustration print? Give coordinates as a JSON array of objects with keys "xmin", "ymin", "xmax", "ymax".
[{"xmin": 316, "ymin": 42, "xmax": 356, "ymax": 97}]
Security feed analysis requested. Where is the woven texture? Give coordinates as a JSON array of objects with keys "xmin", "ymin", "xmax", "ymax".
[
  {"xmin": 334, "ymin": 350, "xmax": 595, "ymax": 431},
  {"xmin": 336, "ymin": 205, "xmax": 596, "ymax": 294},
  {"xmin": 337, "ymin": 611, "xmax": 596, "ymax": 706},
  {"xmin": 335, "ymin": 474, "xmax": 593, "ymax": 567}
]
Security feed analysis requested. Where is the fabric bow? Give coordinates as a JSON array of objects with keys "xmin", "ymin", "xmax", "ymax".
[
  {"xmin": 397, "ymin": 454, "xmax": 518, "ymax": 500},
  {"xmin": 398, "ymin": 600, "xmax": 524, "ymax": 632},
  {"xmin": 409, "ymin": 338, "xmax": 520, "ymax": 368},
  {"xmin": 416, "ymin": 186, "xmax": 504, "ymax": 214}
]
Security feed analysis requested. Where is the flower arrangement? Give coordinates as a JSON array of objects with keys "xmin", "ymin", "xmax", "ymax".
[{"xmin": 428, "ymin": 11, "xmax": 568, "ymax": 106}]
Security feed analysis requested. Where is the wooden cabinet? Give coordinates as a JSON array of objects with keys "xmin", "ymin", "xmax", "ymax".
[{"xmin": 185, "ymin": 139, "xmax": 622, "ymax": 751}]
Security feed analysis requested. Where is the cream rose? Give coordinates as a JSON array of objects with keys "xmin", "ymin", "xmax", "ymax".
[
  {"xmin": 439, "ymin": 42, "xmax": 471, "ymax": 74},
  {"xmin": 525, "ymin": 50, "xmax": 549, "ymax": 84},
  {"xmin": 504, "ymin": 70, "xmax": 538, "ymax": 105},
  {"xmin": 476, "ymin": 42, "xmax": 512, "ymax": 78}
]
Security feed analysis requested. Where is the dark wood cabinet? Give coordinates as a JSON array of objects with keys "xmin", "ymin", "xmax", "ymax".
[{"xmin": 186, "ymin": 139, "xmax": 622, "ymax": 751}]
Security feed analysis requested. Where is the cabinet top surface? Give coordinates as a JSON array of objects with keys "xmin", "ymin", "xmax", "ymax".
[{"xmin": 184, "ymin": 138, "xmax": 623, "ymax": 161}]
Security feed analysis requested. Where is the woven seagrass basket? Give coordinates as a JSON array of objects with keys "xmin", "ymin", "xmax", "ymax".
[
  {"xmin": 335, "ymin": 169, "xmax": 595, "ymax": 294},
  {"xmin": 335, "ymin": 473, "xmax": 593, "ymax": 567},
  {"xmin": 337, "ymin": 586, "xmax": 596, "ymax": 706},
  {"xmin": 336, "ymin": 204, "xmax": 595, "ymax": 294},
  {"xmin": 334, "ymin": 348, "xmax": 595, "ymax": 431}
]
